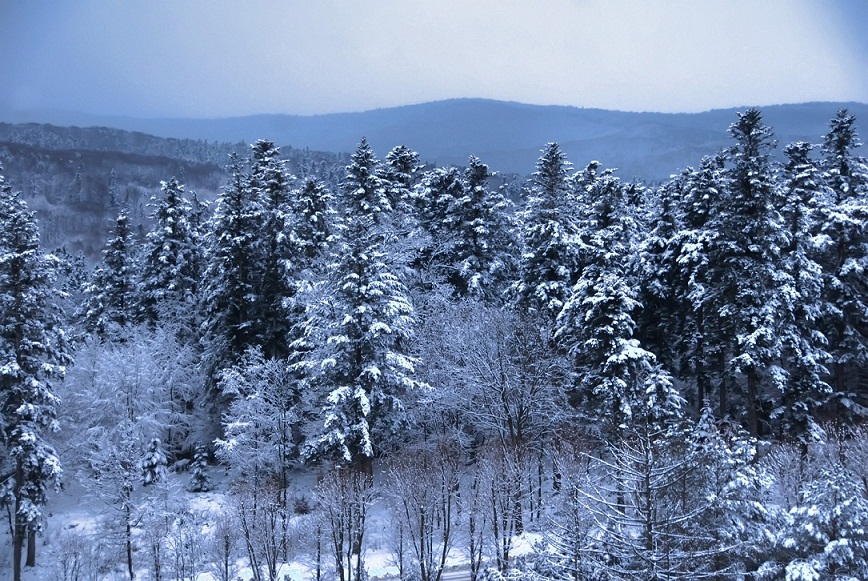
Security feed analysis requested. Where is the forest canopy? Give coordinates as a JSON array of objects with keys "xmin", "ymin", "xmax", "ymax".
[{"xmin": 2, "ymin": 108, "xmax": 868, "ymax": 581}]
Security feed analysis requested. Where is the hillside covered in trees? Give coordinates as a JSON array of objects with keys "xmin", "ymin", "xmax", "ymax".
[
  {"xmin": 2, "ymin": 108, "xmax": 868, "ymax": 581},
  {"xmin": 0, "ymin": 123, "xmax": 348, "ymax": 259}
]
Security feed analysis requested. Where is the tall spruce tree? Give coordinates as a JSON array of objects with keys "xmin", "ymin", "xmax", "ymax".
[
  {"xmin": 455, "ymin": 156, "xmax": 516, "ymax": 300},
  {"xmin": 80, "ymin": 210, "xmax": 138, "ymax": 340},
  {"xmin": 515, "ymin": 143, "xmax": 579, "ymax": 322},
  {"xmin": 414, "ymin": 157, "xmax": 515, "ymax": 300},
  {"xmin": 555, "ymin": 172, "xmax": 678, "ymax": 435},
  {"xmin": 200, "ymin": 155, "xmax": 265, "ymax": 380},
  {"xmin": 670, "ymin": 155, "xmax": 731, "ymax": 416},
  {"xmin": 414, "ymin": 165, "xmax": 465, "ymax": 282},
  {"xmin": 718, "ymin": 109, "xmax": 791, "ymax": 435},
  {"xmin": 249, "ymin": 140, "xmax": 295, "ymax": 358},
  {"xmin": 303, "ymin": 139, "xmax": 422, "ymax": 474},
  {"xmin": 383, "ymin": 144, "xmax": 423, "ymax": 222},
  {"xmin": 138, "ymin": 177, "xmax": 202, "ymax": 332},
  {"xmin": 776, "ymin": 142, "xmax": 831, "ymax": 446},
  {"xmin": 290, "ymin": 177, "xmax": 335, "ymax": 271},
  {"xmin": 0, "ymin": 171, "xmax": 72, "ymax": 581},
  {"xmin": 635, "ymin": 179, "xmax": 683, "ymax": 373},
  {"xmin": 816, "ymin": 111, "xmax": 868, "ymax": 411}
]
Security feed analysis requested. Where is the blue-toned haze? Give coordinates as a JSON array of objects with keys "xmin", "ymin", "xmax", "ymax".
[{"xmin": 1, "ymin": 0, "xmax": 866, "ymax": 120}]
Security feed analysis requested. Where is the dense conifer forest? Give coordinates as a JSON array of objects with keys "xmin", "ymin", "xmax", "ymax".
[{"xmin": 2, "ymin": 108, "xmax": 868, "ymax": 580}]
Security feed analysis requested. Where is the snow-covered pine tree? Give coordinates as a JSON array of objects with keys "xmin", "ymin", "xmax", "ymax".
[
  {"xmin": 188, "ymin": 445, "xmax": 211, "ymax": 493},
  {"xmin": 514, "ymin": 143, "xmax": 579, "ymax": 321},
  {"xmin": 80, "ymin": 209, "xmax": 138, "ymax": 340},
  {"xmin": 290, "ymin": 177, "xmax": 335, "ymax": 272},
  {"xmin": 666, "ymin": 154, "xmax": 731, "ymax": 416},
  {"xmin": 718, "ymin": 109, "xmax": 791, "ymax": 435},
  {"xmin": 634, "ymin": 177, "xmax": 683, "ymax": 374},
  {"xmin": 775, "ymin": 142, "xmax": 831, "ymax": 447},
  {"xmin": 822, "ymin": 110, "xmax": 868, "ymax": 204},
  {"xmin": 414, "ymin": 157, "xmax": 515, "ymax": 300},
  {"xmin": 555, "ymin": 171, "xmax": 675, "ymax": 436},
  {"xmin": 0, "ymin": 170, "xmax": 72, "ymax": 581},
  {"xmin": 303, "ymin": 139, "xmax": 422, "ymax": 474},
  {"xmin": 249, "ymin": 140, "xmax": 295, "ymax": 359},
  {"xmin": 140, "ymin": 437, "xmax": 168, "ymax": 486},
  {"xmin": 285, "ymin": 176, "xmax": 337, "ymax": 398},
  {"xmin": 200, "ymin": 155, "xmax": 266, "ymax": 380},
  {"xmin": 816, "ymin": 110, "xmax": 868, "ymax": 413},
  {"xmin": 455, "ymin": 156, "xmax": 516, "ymax": 300},
  {"xmin": 138, "ymin": 177, "xmax": 202, "ymax": 333},
  {"xmin": 382, "ymin": 144, "xmax": 423, "ymax": 221},
  {"xmin": 414, "ymin": 165, "xmax": 465, "ymax": 284}
]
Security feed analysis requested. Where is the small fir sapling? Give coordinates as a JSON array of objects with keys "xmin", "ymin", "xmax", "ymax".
[
  {"xmin": 141, "ymin": 437, "xmax": 168, "ymax": 486},
  {"xmin": 188, "ymin": 445, "xmax": 212, "ymax": 492}
]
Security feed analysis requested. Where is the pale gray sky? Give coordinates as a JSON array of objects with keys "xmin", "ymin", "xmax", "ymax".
[{"xmin": 1, "ymin": 0, "xmax": 866, "ymax": 119}]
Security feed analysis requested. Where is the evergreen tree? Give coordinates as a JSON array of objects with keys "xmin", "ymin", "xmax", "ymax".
[
  {"xmin": 556, "ymin": 172, "xmax": 678, "ymax": 434},
  {"xmin": 139, "ymin": 177, "xmax": 202, "ymax": 332},
  {"xmin": 515, "ymin": 143, "xmax": 579, "ymax": 321},
  {"xmin": 249, "ymin": 140, "xmax": 295, "ymax": 358},
  {"xmin": 80, "ymin": 210, "xmax": 138, "ymax": 340},
  {"xmin": 718, "ymin": 109, "xmax": 791, "ymax": 435},
  {"xmin": 290, "ymin": 177, "xmax": 335, "ymax": 271},
  {"xmin": 821, "ymin": 110, "xmax": 868, "ymax": 204},
  {"xmin": 303, "ymin": 140, "xmax": 422, "ymax": 473},
  {"xmin": 455, "ymin": 157, "xmax": 516, "ymax": 300},
  {"xmin": 341, "ymin": 137, "xmax": 393, "ymax": 231},
  {"xmin": 414, "ymin": 165, "xmax": 465, "ymax": 282},
  {"xmin": 200, "ymin": 155, "xmax": 265, "ymax": 379},
  {"xmin": 0, "ymin": 170, "xmax": 72, "ymax": 580},
  {"xmin": 140, "ymin": 437, "xmax": 168, "ymax": 487},
  {"xmin": 776, "ymin": 142, "xmax": 831, "ymax": 446},
  {"xmin": 383, "ymin": 144, "xmax": 423, "ymax": 220},
  {"xmin": 668, "ymin": 154, "xmax": 731, "ymax": 416},
  {"xmin": 415, "ymin": 157, "xmax": 515, "ymax": 300},
  {"xmin": 816, "ymin": 110, "xmax": 868, "ymax": 410},
  {"xmin": 187, "ymin": 445, "xmax": 211, "ymax": 493},
  {"xmin": 635, "ymin": 179, "xmax": 683, "ymax": 373}
]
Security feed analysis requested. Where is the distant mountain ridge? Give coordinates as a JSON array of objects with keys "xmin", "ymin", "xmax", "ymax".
[{"xmin": 4, "ymin": 98, "xmax": 868, "ymax": 180}]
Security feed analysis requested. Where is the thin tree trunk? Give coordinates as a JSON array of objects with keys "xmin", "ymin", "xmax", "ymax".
[
  {"xmin": 13, "ymin": 515, "xmax": 24, "ymax": 581},
  {"xmin": 718, "ymin": 350, "xmax": 728, "ymax": 418},
  {"xmin": 315, "ymin": 526, "xmax": 322, "ymax": 581},
  {"xmin": 26, "ymin": 526, "xmax": 36, "ymax": 567},
  {"xmin": 13, "ymin": 460, "xmax": 24, "ymax": 581},
  {"xmin": 746, "ymin": 368, "xmax": 759, "ymax": 437},
  {"xmin": 536, "ymin": 449, "xmax": 543, "ymax": 522},
  {"xmin": 696, "ymin": 309, "xmax": 707, "ymax": 416},
  {"xmin": 126, "ymin": 507, "xmax": 135, "ymax": 580}
]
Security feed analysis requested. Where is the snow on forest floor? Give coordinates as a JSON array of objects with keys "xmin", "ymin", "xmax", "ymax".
[{"xmin": 1, "ymin": 466, "xmax": 538, "ymax": 581}]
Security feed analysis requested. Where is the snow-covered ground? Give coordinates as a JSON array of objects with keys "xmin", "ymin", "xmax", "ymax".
[{"xmin": 2, "ymin": 465, "xmax": 536, "ymax": 581}]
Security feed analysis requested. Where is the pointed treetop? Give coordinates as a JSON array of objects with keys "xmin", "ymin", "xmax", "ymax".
[{"xmin": 729, "ymin": 108, "xmax": 776, "ymax": 161}]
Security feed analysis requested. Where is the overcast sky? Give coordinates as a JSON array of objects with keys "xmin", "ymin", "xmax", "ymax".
[{"xmin": 1, "ymin": 0, "xmax": 866, "ymax": 119}]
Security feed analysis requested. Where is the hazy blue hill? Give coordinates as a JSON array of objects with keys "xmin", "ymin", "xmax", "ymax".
[
  {"xmin": 0, "ymin": 124, "xmax": 344, "ymax": 259},
  {"xmin": 4, "ymin": 99, "xmax": 868, "ymax": 180}
]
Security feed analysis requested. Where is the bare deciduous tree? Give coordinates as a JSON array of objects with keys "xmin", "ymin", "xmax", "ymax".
[
  {"xmin": 229, "ymin": 480, "xmax": 288, "ymax": 581},
  {"xmin": 386, "ymin": 442, "xmax": 462, "ymax": 581},
  {"xmin": 314, "ymin": 467, "xmax": 375, "ymax": 581}
]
